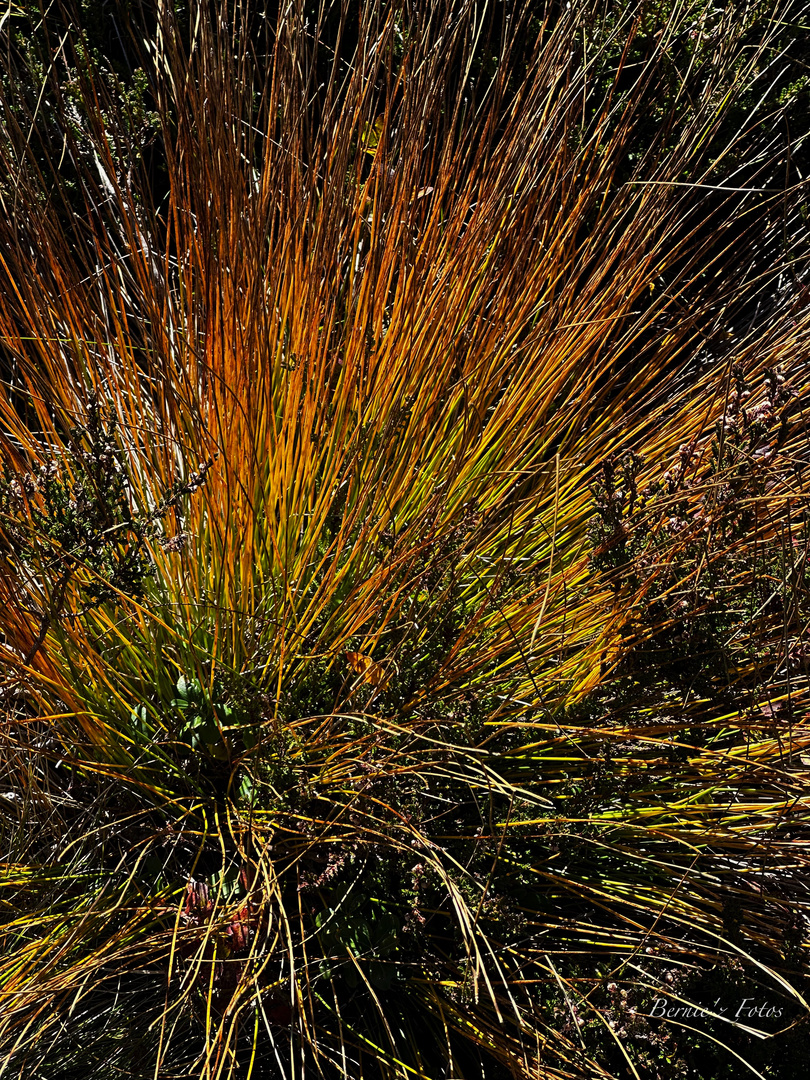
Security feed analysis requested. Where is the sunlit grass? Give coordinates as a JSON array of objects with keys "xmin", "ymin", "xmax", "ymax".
[{"xmin": 0, "ymin": 1, "xmax": 809, "ymax": 1077}]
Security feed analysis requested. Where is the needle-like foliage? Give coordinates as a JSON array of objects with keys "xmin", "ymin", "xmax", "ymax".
[{"xmin": 1, "ymin": 1, "xmax": 809, "ymax": 1077}]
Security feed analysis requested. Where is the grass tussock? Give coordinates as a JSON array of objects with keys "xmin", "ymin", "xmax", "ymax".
[{"xmin": 0, "ymin": 1, "xmax": 809, "ymax": 1077}]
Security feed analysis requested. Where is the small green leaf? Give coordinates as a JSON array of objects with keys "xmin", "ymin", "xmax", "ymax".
[
  {"xmin": 238, "ymin": 773, "xmax": 255, "ymax": 805},
  {"xmin": 130, "ymin": 704, "xmax": 149, "ymax": 732},
  {"xmin": 176, "ymin": 676, "xmax": 202, "ymax": 701}
]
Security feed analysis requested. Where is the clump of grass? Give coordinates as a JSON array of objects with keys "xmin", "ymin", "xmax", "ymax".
[{"xmin": 0, "ymin": 1, "xmax": 809, "ymax": 1078}]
